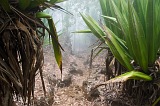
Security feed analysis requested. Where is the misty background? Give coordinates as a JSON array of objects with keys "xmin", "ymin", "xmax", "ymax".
[{"xmin": 44, "ymin": 0, "xmax": 102, "ymax": 55}]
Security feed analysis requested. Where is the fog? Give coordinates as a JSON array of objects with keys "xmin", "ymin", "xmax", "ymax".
[{"xmin": 47, "ymin": 0, "xmax": 101, "ymax": 54}]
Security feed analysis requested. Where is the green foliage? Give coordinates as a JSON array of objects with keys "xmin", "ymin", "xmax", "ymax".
[
  {"xmin": 73, "ymin": 29, "xmax": 92, "ymax": 33},
  {"xmin": 80, "ymin": 1, "xmax": 160, "ymax": 104},
  {"xmin": 80, "ymin": 0, "xmax": 160, "ymax": 81},
  {"xmin": 26, "ymin": 0, "xmax": 64, "ymax": 75},
  {"xmin": 48, "ymin": 18, "xmax": 62, "ymax": 72},
  {"xmin": 36, "ymin": 11, "xmax": 62, "ymax": 74},
  {"xmin": 105, "ymin": 71, "xmax": 152, "ymax": 83}
]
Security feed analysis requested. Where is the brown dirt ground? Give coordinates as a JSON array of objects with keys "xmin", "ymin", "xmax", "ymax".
[{"xmin": 33, "ymin": 46, "xmax": 107, "ymax": 106}]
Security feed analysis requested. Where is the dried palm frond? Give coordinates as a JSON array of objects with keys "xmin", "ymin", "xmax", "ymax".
[
  {"xmin": 0, "ymin": 0, "xmax": 65, "ymax": 105},
  {"xmin": 0, "ymin": 7, "xmax": 45, "ymax": 105}
]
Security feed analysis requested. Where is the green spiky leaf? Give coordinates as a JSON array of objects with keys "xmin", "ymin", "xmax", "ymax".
[
  {"xmin": 36, "ymin": 12, "xmax": 52, "ymax": 18},
  {"xmin": 73, "ymin": 29, "xmax": 92, "ymax": 33},
  {"xmin": 48, "ymin": 18, "xmax": 62, "ymax": 73}
]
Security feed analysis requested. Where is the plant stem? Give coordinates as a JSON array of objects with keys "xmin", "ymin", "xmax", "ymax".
[{"xmin": 152, "ymin": 96, "xmax": 160, "ymax": 106}]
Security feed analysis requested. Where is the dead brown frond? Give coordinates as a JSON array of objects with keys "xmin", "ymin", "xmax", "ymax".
[{"xmin": 0, "ymin": 7, "xmax": 45, "ymax": 105}]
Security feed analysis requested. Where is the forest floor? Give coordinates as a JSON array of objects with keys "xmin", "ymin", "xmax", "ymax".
[{"xmin": 33, "ymin": 45, "xmax": 108, "ymax": 106}]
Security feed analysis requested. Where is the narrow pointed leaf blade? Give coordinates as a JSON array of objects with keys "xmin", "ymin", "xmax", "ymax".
[
  {"xmin": 48, "ymin": 19, "xmax": 62, "ymax": 73},
  {"xmin": 102, "ymin": 25, "xmax": 133, "ymax": 71},
  {"xmin": 146, "ymin": 0, "xmax": 155, "ymax": 65},
  {"xmin": 97, "ymin": 71, "xmax": 152, "ymax": 90},
  {"xmin": 128, "ymin": 1, "xmax": 148, "ymax": 72},
  {"xmin": 36, "ymin": 12, "xmax": 52, "ymax": 18},
  {"xmin": 80, "ymin": 13, "xmax": 105, "ymax": 41},
  {"xmin": 73, "ymin": 29, "xmax": 92, "ymax": 33}
]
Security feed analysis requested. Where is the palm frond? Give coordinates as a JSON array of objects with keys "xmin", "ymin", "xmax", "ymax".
[{"xmin": 0, "ymin": 0, "xmax": 65, "ymax": 105}]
